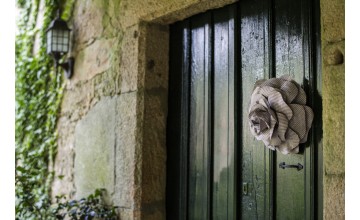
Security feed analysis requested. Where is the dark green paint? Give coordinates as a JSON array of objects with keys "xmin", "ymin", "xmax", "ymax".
[
  {"xmin": 166, "ymin": 19, "xmax": 191, "ymax": 220},
  {"xmin": 166, "ymin": 0, "xmax": 321, "ymax": 219},
  {"xmin": 213, "ymin": 6, "xmax": 236, "ymax": 220},
  {"xmin": 239, "ymin": 0, "xmax": 272, "ymax": 218},
  {"xmin": 188, "ymin": 12, "xmax": 211, "ymax": 220},
  {"xmin": 274, "ymin": 0, "xmax": 312, "ymax": 219}
]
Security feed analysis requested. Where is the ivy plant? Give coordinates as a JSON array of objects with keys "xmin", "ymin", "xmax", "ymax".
[
  {"xmin": 16, "ymin": 0, "xmax": 62, "ymax": 218},
  {"xmin": 15, "ymin": 0, "xmax": 117, "ymax": 219}
]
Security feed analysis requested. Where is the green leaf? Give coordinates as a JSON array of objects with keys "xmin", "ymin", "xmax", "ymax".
[{"xmin": 16, "ymin": 166, "xmax": 27, "ymax": 173}]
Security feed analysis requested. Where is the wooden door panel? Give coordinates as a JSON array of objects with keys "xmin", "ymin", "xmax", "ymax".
[
  {"xmin": 274, "ymin": 0, "xmax": 312, "ymax": 219},
  {"xmin": 239, "ymin": 0, "xmax": 272, "ymax": 219},
  {"xmin": 167, "ymin": 0, "xmax": 320, "ymax": 219},
  {"xmin": 188, "ymin": 12, "xmax": 211, "ymax": 220},
  {"xmin": 212, "ymin": 6, "xmax": 236, "ymax": 220},
  {"xmin": 167, "ymin": 19, "xmax": 191, "ymax": 220}
]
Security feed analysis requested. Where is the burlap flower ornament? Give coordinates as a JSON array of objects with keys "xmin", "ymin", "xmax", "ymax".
[{"xmin": 248, "ymin": 75, "xmax": 314, "ymax": 154}]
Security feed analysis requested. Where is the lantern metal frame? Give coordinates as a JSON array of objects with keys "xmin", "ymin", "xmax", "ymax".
[{"xmin": 46, "ymin": 10, "xmax": 74, "ymax": 79}]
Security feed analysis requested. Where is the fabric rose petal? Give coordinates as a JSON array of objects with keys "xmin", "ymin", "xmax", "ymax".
[{"xmin": 248, "ymin": 75, "xmax": 314, "ymax": 154}]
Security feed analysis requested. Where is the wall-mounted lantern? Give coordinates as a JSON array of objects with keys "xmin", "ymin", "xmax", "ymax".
[{"xmin": 46, "ymin": 10, "xmax": 74, "ymax": 79}]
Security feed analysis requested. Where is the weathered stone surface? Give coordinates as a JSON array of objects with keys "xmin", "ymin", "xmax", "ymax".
[
  {"xmin": 72, "ymin": 0, "xmax": 124, "ymax": 50},
  {"xmin": 120, "ymin": 25, "xmax": 141, "ymax": 93},
  {"xmin": 138, "ymin": 23, "xmax": 169, "ymax": 216},
  {"xmin": 120, "ymin": 0, "xmax": 237, "ymax": 28},
  {"xmin": 325, "ymin": 49, "xmax": 344, "ymax": 66},
  {"xmin": 141, "ymin": 98, "xmax": 167, "ymax": 203},
  {"xmin": 93, "ymin": 70, "xmax": 120, "ymax": 98},
  {"xmin": 72, "ymin": 0, "xmax": 105, "ymax": 46},
  {"xmin": 61, "ymin": 81, "xmax": 95, "ymax": 118},
  {"xmin": 323, "ymin": 111, "xmax": 344, "ymax": 174},
  {"xmin": 113, "ymin": 92, "xmax": 138, "ymax": 208},
  {"xmin": 74, "ymin": 96, "xmax": 117, "ymax": 198},
  {"xmin": 321, "ymin": 0, "xmax": 345, "ymax": 217},
  {"xmin": 72, "ymin": 38, "xmax": 116, "ymax": 83},
  {"xmin": 141, "ymin": 200, "xmax": 166, "ymax": 220},
  {"xmin": 324, "ymin": 174, "xmax": 345, "ymax": 220},
  {"xmin": 117, "ymin": 208, "xmax": 142, "ymax": 220},
  {"xmin": 320, "ymin": 0, "xmax": 345, "ymax": 42},
  {"xmin": 144, "ymin": 24, "xmax": 169, "ymax": 90},
  {"xmin": 323, "ymin": 49, "xmax": 345, "ymax": 175},
  {"xmin": 102, "ymin": 0, "xmax": 123, "ymax": 38},
  {"xmin": 133, "ymin": 92, "xmax": 145, "ymax": 211},
  {"xmin": 52, "ymin": 116, "xmax": 77, "ymax": 199},
  {"xmin": 324, "ymin": 41, "xmax": 345, "ymax": 66}
]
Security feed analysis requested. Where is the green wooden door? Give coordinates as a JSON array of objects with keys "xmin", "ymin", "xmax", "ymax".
[{"xmin": 166, "ymin": 0, "xmax": 322, "ymax": 219}]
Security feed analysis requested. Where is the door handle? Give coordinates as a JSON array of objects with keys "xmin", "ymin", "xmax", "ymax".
[{"xmin": 279, "ymin": 162, "xmax": 303, "ymax": 171}]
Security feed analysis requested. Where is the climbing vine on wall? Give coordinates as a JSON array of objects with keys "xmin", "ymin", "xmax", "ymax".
[{"xmin": 15, "ymin": 0, "xmax": 74, "ymax": 219}]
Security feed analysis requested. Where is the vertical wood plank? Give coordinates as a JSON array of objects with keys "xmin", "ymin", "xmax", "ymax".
[
  {"xmin": 212, "ymin": 5, "xmax": 236, "ymax": 220},
  {"xmin": 302, "ymin": 0, "xmax": 313, "ymax": 219},
  {"xmin": 239, "ymin": 0, "xmax": 272, "ymax": 219},
  {"xmin": 274, "ymin": 0, "xmax": 309, "ymax": 219},
  {"xmin": 213, "ymin": 9, "xmax": 229, "ymax": 219},
  {"xmin": 167, "ymin": 19, "xmax": 191, "ymax": 220},
  {"xmin": 227, "ymin": 6, "xmax": 236, "ymax": 220},
  {"xmin": 313, "ymin": 0, "xmax": 323, "ymax": 218},
  {"xmin": 188, "ymin": 12, "xmax": 211, "ymax": 220},
  {"xmin": 180, "ymin": 21, "xmax": 191, "ymax": 220}
]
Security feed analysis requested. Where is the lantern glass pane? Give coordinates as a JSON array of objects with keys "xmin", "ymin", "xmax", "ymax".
[
  {"xmin": 63, "ymin": 31, "xmax": 70, "ymax": 53},
  {"xmin": 49, "ymin": 29, "xmax": 70, "ymax": 53},
  {"xmin": 54, "ymin": 30, "xmax": 61, "ymax": 42},
  {"xmin": 62, "ymin": 44, "xmax": 67, "ymax": 52},
  {"xmin": 51, "ymin": 33, "xmax": 57, "ymax": 51},
  {"xmin": 47, "ymin": 30, "xmax": 52, "ymax": 53},
  {"xmin": 54, "ymin": 30, "xmax": 61, "ymax": 52},
  {"xmin": 61, "ymin": 31, "xmax": 65, "ymax": 52}
]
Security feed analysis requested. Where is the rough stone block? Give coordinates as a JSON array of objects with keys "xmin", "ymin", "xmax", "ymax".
[
  {"xmin": 102, "ymin": 0, "xmax": 123, "ymax": 38},
  {"xmin": 323, "ymin": 97, "xmax": 344, "ymax": 174},
  {"xmin": 74, "ymin": 96, "xmax": 117, "ymax": 198},
  {"xmin": 120, "ymin": 25, "xmax": 141, "ymax": 93},
  {"xmin": 117, "ymin": 208, "xmax": 136, "ymax": 220},
  {"xmin": 93, "ymin": 70, "xmax": 119, "ymax": 97},
  {"xmin": 323, "ymin": 41, "xmax": 345, "ymax": 66},
  {"xmin": 141, "ymin": 200, "xmax": 166, "ymax": 220},
  {"xmin": 323, "ymin": 55, "xmax": 345, "ymax": 174},
  {"xmin": 120, "ymin": 0, "xmax": 237, "ymax": 28},
  {"xmin": 144, "ymin": 24, "xmax": 169, "ymax": 90},
  {"xmin": 73, "ymin": 0, "xmax": 105, "ymax": 46},
  {"xmin": 117, "ymin": 208, "xmax": 142, "ymax": 220},
  {"xmin": 113, "ymin": 92, "xmax": 139, "ymax": 207},
  {"xmin": 52, "ymin": 116, "xmax": 78, "ymax": 199},
  {"xmin": 323, "ymin": 62, "xmax": 345, "ymax": 93},
  {"xmin": 320, "ymin": 0, "xmax": 344, "ymax": 42},
  {"xmin": 324, "ymin": 174, "xmax": 345, "ymax": 219},
  {"xmin": 61, "ymin": 81, "xmax": 95, "ymax": 118},
  {"xmin": 73, "ymin": 38, "xmax": 116, "ymax": 83},
  {"xmin": 141, "ymin": 90, "xmax": 167, "ymax": 206}
]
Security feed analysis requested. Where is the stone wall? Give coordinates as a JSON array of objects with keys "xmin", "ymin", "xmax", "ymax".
[
  {"xmin": 320, "ymin": 0, "xmax": 345, "ymax": 218},
  {"xmin": 51, "ymin": 0, "xmax": 345, "ymax": 219}
]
